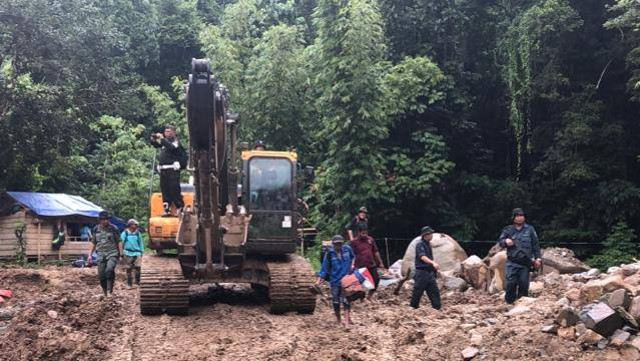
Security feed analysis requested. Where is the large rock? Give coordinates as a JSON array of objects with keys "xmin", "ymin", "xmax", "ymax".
[
  {"xmin": 622, "ymin": 264, "xmax": 640, "ymax": 277},
  {"xmin": 602, "ymin": 289, "xmax": 632, "ymax": 310},
  {"xmin": 541, "ymin": 248, "xmax": 590, "ymax": 274},
  {"xmin": 615, "ymin": 306, "xmax": 639, "ymax": 328},
  {"xmin": 461, "ymin": 255, "xmax": 490, "ymax": 290},
  {"xmin": 581, "ymin": 283, "xmax": 604, "ymax": 303},
  {"xmin": 600, "ymin": 275, "xmax": 631, "ymax": 293},
  {"xmin": 556, "ymin": 307, "xmax": 580, "ymax": 327},
  {"xmin": 577, "ymin": 329, "xmax": 604, "ymax": 346},
  {"xmin": 399, "ymin": 233, "xmax": 468, "ymax": 278},
  {"xmin": 629, "ymin": 296, "xmax": 640, "ymax": 319},
  {"xmin": 557, "ymin": 326, "xmax": 576, "ymax": 340},
  {"xmin": 584, "ymin": 303, "xmax": 624, "ymax": 337},
  {"xmin": 461, "ymin": 347, "xmax": 479, "ymax": 360},
  {"xmin": 609, "ymin": 329, "xmax": 631, "ymax": 347},
  {"xmin": 488, "ymin": 251, "xmax": 507, "ymax": 294},
  {"xmin": 443, "ymin": 276, "xmax": 469, "ymax": 292}
]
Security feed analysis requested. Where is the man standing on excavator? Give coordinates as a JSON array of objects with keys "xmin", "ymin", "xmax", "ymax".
[{"xmin": 150, "ymin": 125, "xmax": 187, "ymax": 216}]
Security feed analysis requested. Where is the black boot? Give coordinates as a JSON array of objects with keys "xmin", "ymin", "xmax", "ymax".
[
  {"xmin": 126, "ymin": 270, "xmax": 133, "ymax": 289},
  {"xmin": 107, "ymin": 279, "xmax": 114, "ymax": 296}
]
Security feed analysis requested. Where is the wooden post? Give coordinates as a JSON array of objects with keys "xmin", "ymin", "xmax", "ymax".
[
  {"xmin": 37, "ymin": 221, "xmax": 41, "ymax": 265},
  {"xmin": 57, "ymin": 221, "xmax": 63, "ymax": 262},
  {"xmin": 384, "ymin": 237, "xmax": 390, "ymax": 268}
]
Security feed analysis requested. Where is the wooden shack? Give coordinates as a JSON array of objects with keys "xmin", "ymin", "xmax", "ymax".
[{"xmin": 0, "ymin": 192, "xmax": 106, "ymax": 262}]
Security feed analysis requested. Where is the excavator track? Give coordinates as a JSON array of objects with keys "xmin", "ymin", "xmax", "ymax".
[
  {"xmin": 139, "ymin": 268, "xmax": 190, "ymax": 316},
  {"xmin": 267, "ymin": 254, "xmax": 316, "ymax": 314}
]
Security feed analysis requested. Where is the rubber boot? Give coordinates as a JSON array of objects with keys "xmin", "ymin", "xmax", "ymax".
[
  {"xmin": 107, "ymin": 279, "xmax": 114, "ymax": 296},
  {"xmin": 126, "ymin": 270, "xmax": 133, "ymax": 289}
]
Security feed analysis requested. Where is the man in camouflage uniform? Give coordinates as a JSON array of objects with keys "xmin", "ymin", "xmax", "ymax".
[{"xmin": 88, "ymin": 211, "xmax": 123, "ymax": 298}]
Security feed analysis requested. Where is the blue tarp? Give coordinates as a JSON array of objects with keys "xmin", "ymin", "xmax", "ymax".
[
  {"xmin": 7, "ymin": 192, "xmax": 104, "ymax": 218},
  {"xmin": 6, "ymin": 192, "xmax": 129, "ymax": 231}
]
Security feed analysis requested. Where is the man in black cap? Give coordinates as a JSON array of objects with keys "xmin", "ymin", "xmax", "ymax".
[
  {"xmin": 346, "ymin": 206, "xmax": 369, "ymax": 242},
  {"xmin": 151, "ymin": 124, "xmax": 187, "ymax": 216},
  {"xmin": 498, "ymin": 208, "xmax": 541, "ymax": 304},
  {"xmin": 87, "ymin": 211, "xmax": 123, "ymax": 298},
  {"xmin": 254, "ymin": 140, "xmax": 267, "ymax": 151},
  {"xmin": 410, "ymin": 226, "xmax": 441, "ymax": 309}
]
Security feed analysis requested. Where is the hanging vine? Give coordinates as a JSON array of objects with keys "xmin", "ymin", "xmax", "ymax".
[{"xmin": 500, "ymin": 0, "xmax": 582, "ymax": 180}]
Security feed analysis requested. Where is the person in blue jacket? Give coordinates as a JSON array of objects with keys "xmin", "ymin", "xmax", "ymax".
[
  {"xmin": 498, "ymin": 208, "xmax": 542, "ymax": 304},
  {"xmin": 316, "ymin": 235, "xmax": 354, "ymax": 327},
  {"xmin": 121, "ymin": 219, "xmax": 145, "ymax": 289}
]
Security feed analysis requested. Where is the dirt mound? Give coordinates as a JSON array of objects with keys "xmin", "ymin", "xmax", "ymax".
[
  {"xmin": 0, "ymin": 267, "xmax": 127, "ymax": 361},
  {"xmin": 0, "ymin": 256, "xmax": 637, "ymax": 360}
]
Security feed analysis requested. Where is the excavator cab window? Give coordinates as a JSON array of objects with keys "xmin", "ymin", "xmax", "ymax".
[{"xmin": 248, "ymin": 158, "xmax": 293, "ymax": 211}]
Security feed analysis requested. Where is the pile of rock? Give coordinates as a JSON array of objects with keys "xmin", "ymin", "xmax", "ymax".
[{"xmin": 543, "ymin": 262, "xmax": 640, "ymax": 351}]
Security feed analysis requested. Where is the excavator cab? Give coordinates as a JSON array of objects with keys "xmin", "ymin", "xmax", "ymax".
[
  {"xmin": 148, "ymin": 184, "xmax": 195, "ymax": 252},
  {"xmin": 242, "ymin": 150, "xmax": 298, "ymax": 254}
]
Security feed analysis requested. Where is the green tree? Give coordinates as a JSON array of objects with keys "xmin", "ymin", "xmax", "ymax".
[
  {"xmin": 587, "ymin": 220, "xmax": 639, "ymax": 270},
  {"xmin": 83, "ymin": 116, "xmax": 156, "ymax": 222},
  {"xmin": 308, "ymin": 0, "xmax": 449, "ymax": 233}
]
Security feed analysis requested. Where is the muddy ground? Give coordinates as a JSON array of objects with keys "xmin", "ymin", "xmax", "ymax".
[{"xmin": 1, "ymin": 256, "xmax": 639, "ymax": 361}]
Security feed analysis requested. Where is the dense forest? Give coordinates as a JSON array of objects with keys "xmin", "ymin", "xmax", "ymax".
[{"xmin": 1, "ymin": 0, "xmax": 639, "ymax": 266}]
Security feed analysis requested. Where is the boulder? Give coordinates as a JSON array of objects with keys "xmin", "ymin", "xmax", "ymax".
[
  {"xmin": 541, "ymin": 248, "xmax": 589, "ymax": 274},
  {"xmin": 631, "ymin": 337, "xmax": 640, "ymax": 352},
  {"xmin": 470, "ymin": 333, "xmax": 482, "ymax": 346},
  {"xmin": 506, "ymin": 306, "xmax": 530, "ymax": 316},
  {"xmin": 395, "ymin": 233, "xmax": 468, "ymax": 294},
  {"xmin": 629, "ymin": 296, "xmax": 640, "ymax": 320},
  {"xmin": 577, "ymin": 329, "xmax": 604, "ymax": 346},
  {"xmin": 622, "ymin": 264, "xmax": 640, "ymax": 277},
  {"xmin": 557, "ymin": 326, "xmax": 576, "ymax": 340},
  {"xmin": 565, "ymin": 288, "xmax": 581, "ymax": 302},
  {"xmin": 556, "ymin": 307, "xmax": 580, "ymax": 327},
  {"xmin": 488, "ymin": 251, "xmax": 507, "ymax": 294},
  {"xmin": 602, "ymin": 289, "xmax": 631, "ymax": 310},
  {"xmin": 461, "ymin": 347, "xmax": 479, "ymax": 360},
  {"xmin": 600, "ymin": 275, "xmax": 632, "ymax": 293},
  {"xmin": 581, "ymin": 283, "xmax": 604, "ymax": 303},
  {"xmin": 584, "ymin": 303, "xmax": 624, "ymax": 337},
  {"xmin": 615, "ymin": 306, "xmax": 639, "ymax": 328},
  {"xmin": 529, "ymin": 281, "xmax": 544, "ymax": 296},
  {"xmin": 443, "ymin": 276, "xmax": 469, "ymax": 292},
  {"xmin": 399, "ymin": 233, "xmax": 467, "ymax": 279},
  {"xmin": 555, "ymin": 297, "xmax": 570, "ymax": 307},
  {"xmin": 541, "ymin": 325, "xmax": 558, "ymax": 334},
  {"xmin": 609, "ymin": 329, "xmax": 631, "ymax": 347},
  {"xmin": 461, "ymin": 255, "xmax": 490, "ymax": 290}
]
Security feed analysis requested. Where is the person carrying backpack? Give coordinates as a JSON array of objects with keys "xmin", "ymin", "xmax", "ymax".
[
  {"xmin": 121, "ymin": 219, "xmax": 144, "ymax": 289},
  {"xmin": 150, "ymin": 124, "xmax": 187, "ymax": 216},
  {"xmin": 316, "ymin": 235, "xmax": 355, "ymax": 327}
]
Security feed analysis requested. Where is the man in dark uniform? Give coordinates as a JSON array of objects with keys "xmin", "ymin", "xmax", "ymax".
[
  {"xmin": 410, "ymin": 226, "xmax": 441, "ymax": 310},
  {"xmin": 346, "ymin": 206, "xmax": 369, "ymax": 241},
  {"xmin": 151, "ymin": 124, "xmax": 186, "ymax": 215},
  {"xmin": 254, "ymin": 140, "xmax": 267, "ymax": 150},
  {"xmin": 87, "ymin": 211, "xmax": 123, "ymax": 298},
  {"xmin": 498, "ymin": 208, "xmax": 542, "ymax": 304}
]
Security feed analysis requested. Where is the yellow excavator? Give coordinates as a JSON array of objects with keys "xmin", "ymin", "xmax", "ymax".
[{"xmin": 139, "ymin": 59, "xmax": 316, "ymax": 315}]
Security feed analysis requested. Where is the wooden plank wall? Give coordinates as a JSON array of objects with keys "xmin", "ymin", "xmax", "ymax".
[
  {"xmin": 0, "ymin": 211, "xmax": 25, "ymax": 259},
  {"xmin": 0, "ymin": 212, "xmax": 92, "ymax": 261}
]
